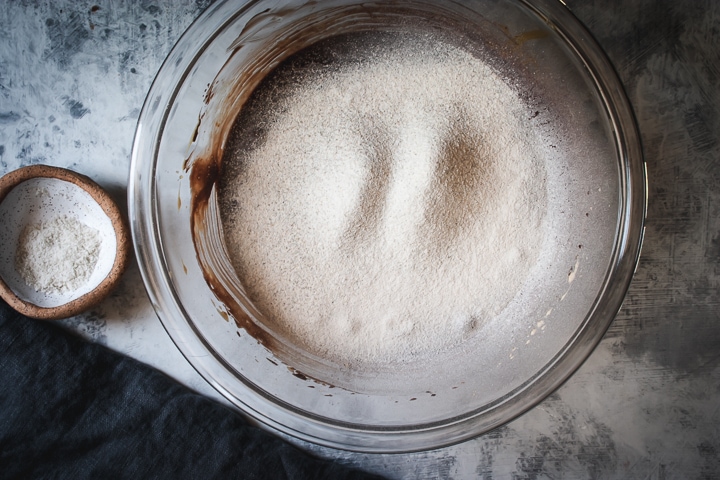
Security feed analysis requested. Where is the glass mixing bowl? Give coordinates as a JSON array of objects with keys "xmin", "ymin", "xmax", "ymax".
[{"xmin": 129, "ymin": 0, "xmax": 645, "ymax": 452}]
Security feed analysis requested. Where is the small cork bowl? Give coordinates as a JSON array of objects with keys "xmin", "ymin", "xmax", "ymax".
[{"xmin": 0, "ymin": 165, "xmax": 130, "ymax": 320}]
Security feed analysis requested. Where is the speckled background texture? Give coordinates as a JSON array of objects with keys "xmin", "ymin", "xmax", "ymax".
[{"xmin": 0, "ymin": 1, "xmax": 718, "ymax": 478}]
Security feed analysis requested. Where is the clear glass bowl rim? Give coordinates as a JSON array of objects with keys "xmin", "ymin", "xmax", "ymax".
[{"xmin": 128, "ymin": 0, "xmax": 647, "ymax": 453}]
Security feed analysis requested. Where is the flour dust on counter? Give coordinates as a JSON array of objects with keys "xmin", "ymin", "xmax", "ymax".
[{"xmin": 218, "ymin": 31, "xmax": 548, "ymax": 367}]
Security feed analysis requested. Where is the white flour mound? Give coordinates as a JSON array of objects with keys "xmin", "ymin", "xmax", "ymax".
[
  {"xmin": 16, "ymin": 215, "xmax": 101, "ymax": 295},
  {"xmin": 219, "ymin": 33, "xmax": 547, "ymax": 366}
]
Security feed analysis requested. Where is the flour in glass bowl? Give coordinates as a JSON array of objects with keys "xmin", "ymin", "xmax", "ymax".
[{"xmin": 218, "ymin": 31, "xmax": 548, "ymax": 367}]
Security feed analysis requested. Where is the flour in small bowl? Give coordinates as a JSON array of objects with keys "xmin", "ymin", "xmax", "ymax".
[
  {"xmin": 218, "ymin": 31, "xmax": 548, "ymax": 366},
  {"xmin": 16, "ymin": 215, "xmax": 102, "ymax": 295}
]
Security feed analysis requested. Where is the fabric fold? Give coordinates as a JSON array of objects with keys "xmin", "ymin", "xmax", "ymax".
[{"xmin": 0, "ymin": 300, "xmax": 381, "ymax": 479}]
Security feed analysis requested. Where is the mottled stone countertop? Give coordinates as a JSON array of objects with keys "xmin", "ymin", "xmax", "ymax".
[{"xmin": 1, "ymin": 1, "xmax": 718, "ymax": 478}]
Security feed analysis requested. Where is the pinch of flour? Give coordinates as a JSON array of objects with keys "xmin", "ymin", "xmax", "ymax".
[{"xmin": 15, "ymin": 215, "xmax": 102, "ymax": 295}]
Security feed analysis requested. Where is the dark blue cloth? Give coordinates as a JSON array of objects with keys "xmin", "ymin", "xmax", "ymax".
[{"xmin": 0, "ymin": 300, "xmax": 381, "ymax": 479}]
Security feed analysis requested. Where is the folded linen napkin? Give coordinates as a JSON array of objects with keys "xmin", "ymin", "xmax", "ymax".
[{"xmin": 0, "ymin": 300, "xmax": 381, "ymax": 479}]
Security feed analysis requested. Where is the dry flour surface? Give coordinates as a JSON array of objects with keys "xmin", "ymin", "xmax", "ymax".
[
  {"xmin": 16, "ymin": 215, "xmax": 102, "ymax": 295},
  {"xmin": 219, "ymin": 32, "xmax": 547, "ymax": 366}
]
